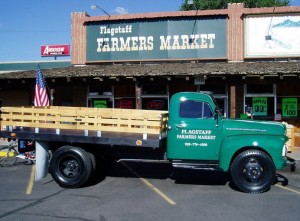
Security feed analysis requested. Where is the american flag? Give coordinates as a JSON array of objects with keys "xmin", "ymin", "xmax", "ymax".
[{"xmin": 34, "ymin": 65, "xmax": 49, "ymax": 106}]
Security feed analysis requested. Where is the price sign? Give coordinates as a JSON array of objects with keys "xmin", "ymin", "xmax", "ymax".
[
  {"xmin": 94, "ymin": 100, "xmax": 107, "ymax": 108},
  {"xmin": 282, "ymin": 98, "xmax": 297, "ymax": 117},
  {"xmin": 252, "ymin": 97, "xmax": 267, "ymax": 116}
]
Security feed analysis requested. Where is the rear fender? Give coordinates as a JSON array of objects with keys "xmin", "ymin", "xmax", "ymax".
[
  {"xmin": 219, "ymin": 135, "xmax": 287, "ymax": 171},
  {"xmin": 35, "ymin": 141, "xmax": 49, "ymax": 181}
]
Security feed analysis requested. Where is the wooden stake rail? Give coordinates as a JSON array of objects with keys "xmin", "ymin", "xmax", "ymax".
[{"xmin": 0, "ymin": 106, "xmax": 168, "ymax": 135}]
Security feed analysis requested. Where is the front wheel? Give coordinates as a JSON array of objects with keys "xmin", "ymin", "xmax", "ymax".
[
  {"xmin": 231, "ymin": 149, "xmax": 276, "ymax": 193},
  {"xmin": 50, "ymin": 146, "xmax": 93, "ymax": 188}
]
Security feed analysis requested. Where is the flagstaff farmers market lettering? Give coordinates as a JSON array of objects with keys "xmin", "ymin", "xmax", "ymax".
[
  {"xmin": 177, "ymin": 129, "xmax": 216, "ymax": 147},
  {"xmin": 96, "ymin": 25, "xmax": 216, "ymax": 52},
  {"xmin": 177, "ymin": 130, "xmax": 216, "ymax": 140}
]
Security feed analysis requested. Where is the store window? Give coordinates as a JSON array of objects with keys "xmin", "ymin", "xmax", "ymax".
[
  {"xmin": 170, "ymin": 80, "xmax": 228, "ymax": 117},
  {"xmin": 244, "ymin": 84, "xmax": 275, "ymax": 120},
  {"xmin": 114, "ymin": 84, "xmax": 136, "ymax": 109},
  {"xmin": 141, "ymin": 82, "xmax": 169, "ymax": 110},
  {"xmin": 87, "ymin": 83, "xmax": 114, "ymax": 108},
  {"xmin": 199, "ymin": 84, "xmax": 228, "ymax": 117}
]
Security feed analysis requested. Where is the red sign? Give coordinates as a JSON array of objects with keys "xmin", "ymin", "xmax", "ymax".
[{"xmin": 41, "ymin": 44, "xmax": 70, "ymax": 57}]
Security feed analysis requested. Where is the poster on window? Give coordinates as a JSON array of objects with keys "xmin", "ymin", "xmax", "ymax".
[
  {"xmin": 142, "ymin": 98, "xmax": 168, "ymax": 110},
  {"xmin": 94, "ymin": 100, "xmax": 107, "ymax": 108},
  {"xmin": 282, "ymin": 98, "xmax": 298, "ymax": 117},
  {"xmin": 116, "ymin": 99, "xmax": 134, "ymax": 109},
  {"xmin": 252, "ymin": 97, "xmax": 267, "ymax": 116}
]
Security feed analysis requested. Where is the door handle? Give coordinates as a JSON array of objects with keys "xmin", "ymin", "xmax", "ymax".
[{"xmin": 175, "ymin": 124, "xmax": 185, "ymax": 128}]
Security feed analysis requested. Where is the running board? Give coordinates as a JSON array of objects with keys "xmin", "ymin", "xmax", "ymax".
[
  {"xmin": 117, "ymin": 159, "xmax": 170, "ymax": 164},
  {"xmin": 172, "ymin": 160, "xmax": 219, "ymax": 170}
]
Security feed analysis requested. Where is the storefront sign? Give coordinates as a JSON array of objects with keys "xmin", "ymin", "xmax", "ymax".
[
  {"xmin": 41, "ymin": 45, "xmax": 70, "ymax": 57},
  {"xmin": 86, "ymin": 17, "xmax": 227, "ymax": 62},
  {"xmin": 282, "ymin": 98, "xmax": 298, "ymax": 117},
  {"xmin": 252, "ymin": 97, "xmax": 267, "ymax": 116}
]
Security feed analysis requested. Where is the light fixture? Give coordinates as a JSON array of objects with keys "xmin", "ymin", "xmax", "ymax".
[
  {"xmin": 185, "ymin": 76, "xmax": 190, "ymax": 81},
  {"xmin": 242, "ymin": 76, "xmax": 246, "ymax": 80},
  {"xmin": 91, "ymin": 5, "xmax": 110, "ymax": 17},
  {"xmin": 280, "ymin": 75, "xmax": 283, "ymax": 79},
  {"xmin": 260, "ymin": 75, "xmax": 264, "ymax": 80}
]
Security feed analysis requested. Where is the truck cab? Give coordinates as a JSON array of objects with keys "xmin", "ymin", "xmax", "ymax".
[{"xmin": 167, "ymin": 92, "xmax": 222, "ymax": 161}]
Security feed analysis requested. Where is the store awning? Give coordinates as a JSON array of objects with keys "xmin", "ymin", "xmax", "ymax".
[{"xmin": 0, "ymin": 61, "xmax": 299, "ymax": 80}]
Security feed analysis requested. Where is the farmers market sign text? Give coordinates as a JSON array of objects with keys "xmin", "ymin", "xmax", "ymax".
[{"xmin": 86, "ymin": 17, "xmax": 227, "ymax": 62}]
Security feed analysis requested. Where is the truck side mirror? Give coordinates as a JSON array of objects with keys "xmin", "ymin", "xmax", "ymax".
[
  {"xmin": 214, "ymin": 108, "xmax": 219, "ymax": 127},
  {"xmin": 214, "ymin": 108, "xmax": 219, "ymax": 116}
]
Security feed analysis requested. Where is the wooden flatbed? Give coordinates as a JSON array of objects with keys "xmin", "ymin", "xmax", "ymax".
[{"xmin": 0, "ymin": 106, "xmax": 168, "ymax": 148}]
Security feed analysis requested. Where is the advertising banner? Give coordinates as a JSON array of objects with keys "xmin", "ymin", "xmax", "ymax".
[
  {"xmin": 282, "ymin": 98, "xmax": 298, "ymax": 117},
  {"xmin": 252, "ymin": 97, "xmax": 267, "ymax": 116},
  {"xmin": 86, "ymin": 17, "xmax": 227, "ymax": 62},
  {"xmin": 41, "ymin": 45, "xmax": 70, "ymax": 57},
  {"xmin": 245, "ymin": 15, "xmax": 300, "ymax": 57}
]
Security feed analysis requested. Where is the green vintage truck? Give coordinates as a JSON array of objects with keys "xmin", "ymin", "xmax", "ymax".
[{"xmin": 0, "ymin": 92, "xmax": 294, "ymax": 193}]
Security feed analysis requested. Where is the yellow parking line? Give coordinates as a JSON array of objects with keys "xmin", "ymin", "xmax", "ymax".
[
  {"xmin": 121, "ymin": 162, "xmax": 176, "ymax": 205},
  {"xmin": 275, "ymin": 184, "xmax": 300, "ymax": 195},
  {"xmin": 26, "ymin": 165, "xmax": 36, "ymax": 195}
]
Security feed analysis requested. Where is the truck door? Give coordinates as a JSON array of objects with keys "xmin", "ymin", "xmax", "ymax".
[{"xmin": 167, "ymin": 96, "xmax": 222, "ymax": 160}]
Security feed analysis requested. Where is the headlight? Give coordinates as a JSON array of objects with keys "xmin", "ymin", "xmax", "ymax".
[{"xmin": 282, "ymin": 145, "xmax": 288, "ymax": 157}]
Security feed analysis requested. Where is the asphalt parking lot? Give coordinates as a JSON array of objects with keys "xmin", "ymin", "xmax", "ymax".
[{"xmin": 0, "ymin": 157, "xmax": 299, "ymax": 221}]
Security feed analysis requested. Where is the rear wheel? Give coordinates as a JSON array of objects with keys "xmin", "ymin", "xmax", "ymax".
[
  {"xmin": 50, "ymin": 146, "xmax": 93, "ymax": 188},
  {"xmin": 0, "ymin": 146, "xmax": 18, "ymax": 167},
  {"xmin": 231, "ymin": 149, "xmax": 276, "ymax": 193}
]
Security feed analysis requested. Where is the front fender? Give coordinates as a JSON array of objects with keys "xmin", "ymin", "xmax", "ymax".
[{"xmin": 219, "ymin": 135, "xmax": 288, "ymax": 171}]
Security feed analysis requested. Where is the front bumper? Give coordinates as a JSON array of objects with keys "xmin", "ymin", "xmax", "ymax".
[{"xmin": 285, "ymin": 156, "xmax": 296, "ymax": 172}]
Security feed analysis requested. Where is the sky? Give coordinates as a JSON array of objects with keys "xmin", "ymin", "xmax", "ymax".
[{"xmin": 0, "ymin": 0, "xmax": 299, "ymax": 62}]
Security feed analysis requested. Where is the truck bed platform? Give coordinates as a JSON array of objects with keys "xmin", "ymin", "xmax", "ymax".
[{"xmin": 0, "ymin": 106, "xmax": 168, "ymax": 148}]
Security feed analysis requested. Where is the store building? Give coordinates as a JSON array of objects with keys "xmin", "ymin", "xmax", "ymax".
[{"xmin": 0, "ymin": 3, "xmax": 300, "ymax": 126}]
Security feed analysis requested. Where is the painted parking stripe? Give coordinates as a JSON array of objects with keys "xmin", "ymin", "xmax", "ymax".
[
  {"xmin": 26, "ymin": 165, "xmax": 35, "ymax": 195},
  {"xmin": 121, "ymin": 162, "xmax": 176, "ymax": 205},
  {"xmin": 275, "ymin": 184, "xmax": 300, "ymax": 195}
]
